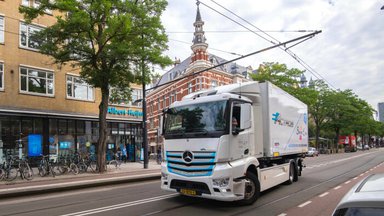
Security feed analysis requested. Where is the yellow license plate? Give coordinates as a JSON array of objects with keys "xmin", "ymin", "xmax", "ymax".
[{"xmin": 180, "ymin": 189, "xmax": 197, "ymax": 196}]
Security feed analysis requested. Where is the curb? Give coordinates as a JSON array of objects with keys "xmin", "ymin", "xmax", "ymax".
[{"xmin": 0, "ymin": 173, "xmax": 161, "ymax": 199}]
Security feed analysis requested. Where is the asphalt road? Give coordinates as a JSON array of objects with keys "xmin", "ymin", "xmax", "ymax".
[{"xmin": 1, "ymin": 148, "xmax": 383, "ymax": 216}]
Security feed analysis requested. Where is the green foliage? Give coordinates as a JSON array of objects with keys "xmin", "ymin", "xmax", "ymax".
[
  {"xmin": 20, "ymin": 0, "xmax": 173, "ymax": 172},
  {"xmin": 250, "ymin": 62, "xmax": 382, "ymax": 149}
]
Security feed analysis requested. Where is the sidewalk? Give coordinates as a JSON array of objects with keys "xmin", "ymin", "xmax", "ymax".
[{"xmin": 0, "ymin": 160, "xmax": 161, "ymax": 199}]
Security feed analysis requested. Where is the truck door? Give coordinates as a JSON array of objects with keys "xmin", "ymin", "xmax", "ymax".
[{"xmin": 230, "ymin": 101, "xmax": 252, "ymax": 160}]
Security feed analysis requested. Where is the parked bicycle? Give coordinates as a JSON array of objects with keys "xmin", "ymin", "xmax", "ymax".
[
  {"xmin": 17, "ymin": 156, "xmax": 33, "ymax": 181},
  {"xmin": 108, "ymin": 153, "xmax": 122, "ymax": 170},
  {"xmin": 2, "ymin": 155, "xmax": 18, "ymax": 181},
  {"xmin": 38, "ymin": 155, "xmax": 58, "ymax": 177},
  {"xmin": 56, "ymin": 154, "xmax": 79, "ymax": 175}
]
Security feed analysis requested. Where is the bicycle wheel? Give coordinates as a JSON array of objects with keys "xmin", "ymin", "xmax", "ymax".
[
  {"xmin": 89, "ymin": 161, "xmax": 97, "ymax": 173},
  {"xmin": 38, "ymin": 165, "xmax": 47, "ymax": 177},
  {"xmin": 69, "ymin": 163, "xmax": 79, "ymax": 175},
  {"xmin": 22, "ymin": 164, "xmax": 34, "ymax": 181},
  {"xmin": 108, "ymin": 160, "xmax": 118, "ymax": 170},
  {"xmin": 0, "ymin": 168, "xmax": 5, "ymax": 181},
  {"xmin": 52, "ymin": 165, "xmax": 61, "ymax": 176},
  {"xmin": 77, "ymin": 162, "xmax": 87, "ymax": 174},
  {"xmin": 5, "ymin": 168, "xmax": 18, "ymax": 181}
]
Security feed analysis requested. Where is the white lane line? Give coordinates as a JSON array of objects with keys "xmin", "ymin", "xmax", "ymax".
[
  {"xmin": 334, "ymin": 186, "xmax": 342, "ymax": 190},
  {"xmin": 59, "ymin": 193, "xmax": 178, "ymax": 216},
  {"xmin": 319, "ymin": 192, "xmax": 329, "ymax": 198},
  {"xmin": 277, "ymin": 214, "xmax": 287, "ymax": 216},
  {"xmin": 345, "ymin": 180, "xmax": 351, "ymax": 184},
  {"xmin": 298, "ymin": 201, "xmax": 312, "ymax": 208},
  {"xmin": 353, "ymin": 177, "xmax": 358, "ymax": 180},
  {"xmin": 359, "ymin": 174, "xmax": 364, "ymax": 177}
]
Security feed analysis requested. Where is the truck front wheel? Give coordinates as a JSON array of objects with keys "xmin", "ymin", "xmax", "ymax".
[{"xmin": 238, "ymin": 171, "xmax": 260, "ymax": 205}]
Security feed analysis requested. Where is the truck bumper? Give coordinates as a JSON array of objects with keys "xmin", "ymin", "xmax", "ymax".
[{"xmin": 161, "ymin": 162, "xmax": 246, "ymax": 202}]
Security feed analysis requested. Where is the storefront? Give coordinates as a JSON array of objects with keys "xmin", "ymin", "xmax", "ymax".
[{"xmin": 0, "ymin": 112, "xmax": 142, "ymax": 165}]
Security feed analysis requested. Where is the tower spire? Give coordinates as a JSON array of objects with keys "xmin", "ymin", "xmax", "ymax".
[{"xmin": 191, "ymin": 0, "xmax": 208, "ymax": 63}]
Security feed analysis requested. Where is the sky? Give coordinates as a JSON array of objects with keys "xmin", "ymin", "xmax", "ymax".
[{"xmin": 158, "ymin": 0, "xmax": 384, "ymax": 115}]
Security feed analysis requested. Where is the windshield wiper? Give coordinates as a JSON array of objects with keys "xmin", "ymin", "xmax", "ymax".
[{"xmin": 186, "ymin": 128, "xmax": 208, "ymax": 135}]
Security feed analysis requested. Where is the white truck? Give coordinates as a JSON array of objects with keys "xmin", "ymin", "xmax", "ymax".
[{"xmin": 160, "ymin": 81, "xmax": 308, "ymax": 204}]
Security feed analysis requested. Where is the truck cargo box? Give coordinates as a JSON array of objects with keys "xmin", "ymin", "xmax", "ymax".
[{"xmin": 259, "ymin": 82, "xmax": 308, "ymax": 158}]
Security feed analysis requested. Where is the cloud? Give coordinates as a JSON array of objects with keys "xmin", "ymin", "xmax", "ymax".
[{"xmin": 161, "ymin": 0, "xmax": 384, "ymax": 110}]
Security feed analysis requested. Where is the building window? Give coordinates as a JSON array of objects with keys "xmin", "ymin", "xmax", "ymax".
[
  {"xmin": 163, "ymin": 95, "xmax": 166, "ymax": 108},
  {"xmin": 0, "ymin": 62, "xmax": 3, "ymax": 90},
  {"xmin": 157, "ymin": 98, "xmax": 160, "ymax": 110},
  {"xmin": 188, "ymin": 82, "xmax": 193, "ymax": 94},
  {"xmin": 21, "ymin": 0, "xmax": 30, "ymax": 6},
  {"xmin": 131, "ymin": 88, "xmax": 142, "ymax": 106},
  {"xmin": 20, "ymin": 67, "xmax": 54, "ymax": 96},
  {"xmin": 0, "ymin": 16, "xmax": 4, "ymax": 44},
  {"xmin": 20, "ymin": 22, "xmax": 43, "ymax": 50},
  {"xmin": 66, "ymin": 75, "xmax": 94, "ymax": 101},
  {"xmin": 211, "ymin": 80, "xmax": 218, "ymax": 88}
]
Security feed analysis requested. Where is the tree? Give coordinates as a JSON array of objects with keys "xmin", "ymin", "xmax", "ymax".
[
  {"xmin": 20, "ymin": 0, "xmax": 172, "ymax": 172},
  {"xmin": 250, "ymin": 62, "xmax": 303, "ymax": 94}
]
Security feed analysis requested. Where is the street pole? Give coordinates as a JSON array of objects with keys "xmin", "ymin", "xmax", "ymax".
[{"xmin": 142, "ymin": 54, "xmax": 148, "ymax": 169}]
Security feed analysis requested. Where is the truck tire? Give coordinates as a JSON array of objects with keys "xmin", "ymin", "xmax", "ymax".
[
  {"xmin": 238, "ymin": 171, "xmax": 260, "ymax": 205},
  {"xmin": 284, "ymin": 162, "xmax": 295, "ymax": 185}
]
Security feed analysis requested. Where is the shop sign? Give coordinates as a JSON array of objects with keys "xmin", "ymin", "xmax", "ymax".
[{"xmin": 108, "ymin": 107, "xmax": 143, "ymax": 117}]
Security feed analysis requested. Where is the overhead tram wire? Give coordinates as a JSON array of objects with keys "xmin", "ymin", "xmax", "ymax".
[
  {"xmin": 204, "ymin": 0, "xmax": 336, "ymax": 89},
  {"xmin": 147, "ymin": 31, "xmax": 321, "ymax": 92}
]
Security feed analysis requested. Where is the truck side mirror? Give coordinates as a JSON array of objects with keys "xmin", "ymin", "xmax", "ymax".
[{"xmin": 240, "ymin": 103, "xmax": 252, "ymax": 130}]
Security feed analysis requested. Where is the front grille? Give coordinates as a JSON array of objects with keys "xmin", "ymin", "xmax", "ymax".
[
  {"xmin": 170, "ymin": 179, "xmax": 211, "ymax": 195},
  {"xmin": 166, "ymin": 151, "xmax": 216, "ymax": 177}
]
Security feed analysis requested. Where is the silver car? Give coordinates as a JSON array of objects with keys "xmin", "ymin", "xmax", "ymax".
[
  {"xmin": 332, "ymin": 173, "xmax": 384, "ymax": 216},
  {"xmin": 306, "ymin": 147, "xmax": 319, "ymax": 157}
]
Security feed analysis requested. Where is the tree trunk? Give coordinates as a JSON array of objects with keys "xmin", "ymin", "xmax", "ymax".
[
  {"xmin": 97, "ymin": 87, "xmax": 109, "ymax": 173},
  {"xmin": 335, "ymin": 127, "xmax": 340, "ymax": 153},
  {"xmin": 315, "ymin": 125, "xmax": 320, "ymax": 150}
]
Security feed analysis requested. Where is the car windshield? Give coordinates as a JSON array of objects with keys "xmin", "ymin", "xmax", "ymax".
[
  {"xmin": 164, "ymin": 100, "xmax": 227, "ymax": 138},
  {"xmin": 334, "ymin": 207, "xmax": 384, "ymax": 216}
]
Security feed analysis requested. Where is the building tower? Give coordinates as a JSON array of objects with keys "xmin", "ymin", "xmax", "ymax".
[
  {"xmin": 191, "ymin": 1, "xmax": 208, "ymax": 63},
  {"xmin": 300, "ymin": 73, "xmax": 307, "ymax": 88}
]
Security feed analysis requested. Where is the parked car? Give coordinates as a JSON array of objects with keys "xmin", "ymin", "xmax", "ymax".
[
  {"xmin": 306, "ymin": 147, "xmax": 319, "ymax": 157},
  {"xmin": 332, "ymin": 173, "xmax": 384, "ymax": 216}
]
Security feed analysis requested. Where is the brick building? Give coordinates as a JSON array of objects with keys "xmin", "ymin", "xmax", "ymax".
[
  {"xmin": 0, "ymin": 0, "xmax": 144, "ymax": 163},
  {"xmin": 146, "ymin": 4, "xmax": 252, "ymax": 153}
]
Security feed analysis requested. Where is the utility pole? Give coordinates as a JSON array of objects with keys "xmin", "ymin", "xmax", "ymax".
[{"xmin": 142, "ymin": 33, "xmax": 148, "ymax": 169}]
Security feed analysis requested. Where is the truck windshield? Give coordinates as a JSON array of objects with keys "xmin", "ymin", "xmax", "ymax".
[{"xmin": 164, "ymin": 100, "xmax": 228, "ymax": 138}]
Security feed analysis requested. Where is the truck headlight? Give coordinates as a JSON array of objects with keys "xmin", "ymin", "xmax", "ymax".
[
  {"xmin": 213, "ymin": 177, "xmax": 230, "ymax": 187},
  {"xmin": 161, "ymin": 172, "xmax": 168, "ymax": 180}
]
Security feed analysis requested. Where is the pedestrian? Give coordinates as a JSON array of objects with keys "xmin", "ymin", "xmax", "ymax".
[
  {"xmin": 121, "ymin": 145, "xmax": 127, "ymax": 163},
  {"xmin": 117, "ymin": 147, "xmax": 122, "ymax": 160}
]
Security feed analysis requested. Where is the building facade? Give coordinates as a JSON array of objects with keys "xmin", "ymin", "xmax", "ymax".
[
  {"xmin": 0, "ymin": 1, "xmax": 144, "ymax": 164},
  {"xmin": 146, "ymin": 4, "xmax": 252, "ymax": 153},
  {"xmin": 379, "ymin": 102, "xmax": 384, "ymax": 123}
]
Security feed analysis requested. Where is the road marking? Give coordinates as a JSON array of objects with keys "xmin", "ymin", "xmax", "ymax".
[
  {"xmin": 277, "ymin": 214, "xmax": 287, "ymax": 216},
  {"xmin": 319, "ymin": 192, "xmax": 329, "ymax": 197},
  {"xmin": 298, "ymin": 201, "xmax": 312, "ymax": 208},
  {"xmin": 359, "ymin": 174, "xmax": 364, "ymax": 176},
  {"xmin": 59, "ymin": 193, "xmax": 178, "ymax": 216},
  {"xmin": 344, "ymin": 180, "xmax": 351, "ymax": 184},
  {"xmin": 353, "ymin": 177, "xmax": 358, "ymax": 180},
  {"xmin": 334, "ymin": 186, "xmax": 342, "ymax": 190}
]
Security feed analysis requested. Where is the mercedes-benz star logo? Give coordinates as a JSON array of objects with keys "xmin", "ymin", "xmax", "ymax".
[{"xmin": 182, "ymin": 151, "xmax": 194, "ymax": 163}]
